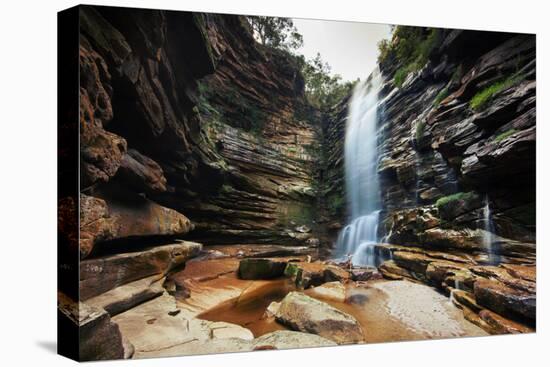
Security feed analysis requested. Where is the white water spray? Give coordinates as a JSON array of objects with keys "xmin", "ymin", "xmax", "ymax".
[
  {"xmin": 334, "ymin": 68, "xmax": 386, "ymax": 266},
  {"xmin": 483, "ymin": 196, "xmax": 499, "ymax": 265}
]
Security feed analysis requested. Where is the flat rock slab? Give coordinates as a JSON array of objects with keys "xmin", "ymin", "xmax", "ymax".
[
  {"xmin": 135, "ymin": 330, "xmax": 335, "ymax": 358},
  {"xmin": 275, "ymin": 291, "xmax": 364, "ymax": 344},
  {"xmin": 80, "ymin": 241, "xmax": 202, "ymax": 300},
  {"xmin": 113, "ymin": 292, "xmax": 254, "ymax": 358},
  {"xmin": 371, "ymin": 281, "xmax": 487, "ymax": 338},
  {"xmin": 85, "ymin": 275, "xmax": 165, "ymax": 316}
]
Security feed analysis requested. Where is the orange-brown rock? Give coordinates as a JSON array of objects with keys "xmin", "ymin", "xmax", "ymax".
[
  {"xmin": 79, "ymin": 193, "xmax": 193, "ymax": 258},
  {"xmin": 80, "ymin": 241, "xmax": 202, "ymax": 300},
  {"xmin": 478, "ymin": 309, "xmax": 534, "ymax": 334},
  {"xmin": 474, "ymin": 278, "xmax": 535, "ymax": 322}
]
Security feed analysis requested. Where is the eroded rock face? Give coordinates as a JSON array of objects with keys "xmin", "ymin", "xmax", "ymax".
[
  {"xmin": 323, "ymin": 31, "xmax": 535, "ymax": 251},
  {"xmin": 474, "ymin": 278, "xmax": 535, "ymax": 322},
  {"xmin": 80, "ymin": 241, "xmax": 202, "ymax": 300},
  {"xmin": 275, "ymin": 292, "xmax": 364, "ymax": 344},
  {"xmin": 79, "ymin": 193, "xmax": 193, "ymax": 258},
  {"xmin": 77, "ymin": 5, "xmax": 322, "ymax": 249}
]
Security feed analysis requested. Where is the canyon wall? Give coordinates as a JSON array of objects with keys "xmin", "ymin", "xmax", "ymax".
[
  {"xmin": 324, "ymin": 29, "xmax": 536, "ymax": 257},
  {"xmin": 76, "ymin": 5, "xmax": 322, "ymax": 262},
  {"xmin": 321, "ymin": 28, "xmax": 536, "ymax": 332}
]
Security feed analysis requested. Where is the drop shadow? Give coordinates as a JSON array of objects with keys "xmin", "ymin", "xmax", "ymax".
[{"xmin": 36, "ymin": 340, "xmax": 57, "ymax": 354}]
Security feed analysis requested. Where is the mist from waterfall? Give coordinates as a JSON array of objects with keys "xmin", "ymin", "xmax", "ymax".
[{"xmin": 334, "ymin": 68, "xmax": 385, "ymax": 266}]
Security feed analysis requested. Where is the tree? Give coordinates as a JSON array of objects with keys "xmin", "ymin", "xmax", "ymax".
[
  {"xmin": 247, "ymin": 16, "xmax": 303, "ymax": 50},
  {"xmin": 301, "ymin": 53, "xmax": 357, "ymax": 110}
]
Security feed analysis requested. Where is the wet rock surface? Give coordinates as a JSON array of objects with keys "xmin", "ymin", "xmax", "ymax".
[
  {"xmin": 275, "ymin": 292, "xmax": 364, "ymax": 344},
  {"xmin": 375, "ymin": 243, "xmax": 535, "ymax": 332}
]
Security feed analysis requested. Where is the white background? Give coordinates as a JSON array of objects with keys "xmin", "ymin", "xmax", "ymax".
[{"xmin": 0, "ymin": 0, "xmax": 546, "ymax": 365}]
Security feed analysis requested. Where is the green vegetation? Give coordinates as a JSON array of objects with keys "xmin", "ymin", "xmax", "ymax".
[
  {"xmin": 415, "ymin": 120, "xmax": 426, "ymax": 142},
  {"xmin": 493, "ymin": 129, "xmax": 518, "ymax": 143},
  {"xmin": 247, "ymin": 16, "xmax": 303, "ymax": 50},
  {"xmin": 435, "ymin": 192, "xmax": 477, "ymax": 209},
  {"xmin": 196, "ymin": 81, "xmax": 222, "ymax": 119},
  {"xmin": 377, "ymin": 27, "xmax": 441, "ymax": 88},
  {"xmin": 327, "ymin": 194, "xmax": 345, "ymax": 216},
  {"xmin": 394, "ymin": 65, "xmax": 413, "ymax": 88},
  {"xmin": 293, "ymin": 53, "xmax": 358, "ymax": 111},
  {"xmin": 433, "ymin": 87, "xmax": 449, "ymax": 107},
  {"xmin": 470, "ymin": 74, "xmax": 524, "ymax": 111}
]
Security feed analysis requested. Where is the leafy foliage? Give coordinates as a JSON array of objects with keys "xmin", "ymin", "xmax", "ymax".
[
  {"xmin": 327, "ymin": 194, "xmax": 345, "ymax": 216},
  {"xmin": 493, "ymin": 129, "xmax": 518, "ymax": 143},
  {"xmin": 433, "ymin": 87, "xmax": 449, "ymax": 107},
  {"xmin": 378, "ymin": 26, "xmax": 441, "ymax": 88},
  {"xmin": 470, "ymin": 74, "xmax": 524, "ymax": 111},
  {"xmin": 294, "ymin": 53, "xmax": 358, "ymax": 111},
  {"xmin": 415, "ymin": 120, "xmax": 426, "ymax": 142},
  {"xmin": 247, "ymin": 16, "xmax": 303, "ymax": 50},
  {"xmin": 435, "ymin": 192, "xmax": 477, "ymax": 210}
]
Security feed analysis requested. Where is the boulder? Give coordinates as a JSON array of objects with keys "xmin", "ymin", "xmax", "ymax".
[
  {"xmin": 324, "ymin": 265, "xmax": 351, "ymax": 282},
  {"xmin": 275, "ymin": 292, "xmax": 364, "ymax": 344},
  {"xmin": 284, "ymin": 262, "xmax": 325, "ymax": 288},
  {"xmin": 474, "ymin": 278, "xmax": 535, "ymax": 322},
  {"xmin": 284, "ymin": 262, "xmax": 350, "ymax": 289},
  {"xmin": 237, "ymin": 258, "xmax": 288, "ymax": 280},
  {"xmin": 80, "ymin": 241, "xmax": 202, "ymax": 300},
  {"xmin": 309, "ymin": 282, "xmax": 346, "ymax": 302}
]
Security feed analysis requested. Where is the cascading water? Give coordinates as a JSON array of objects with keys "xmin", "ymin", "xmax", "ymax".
[
  {"xmin": 334, "ymin": 68, "xmax": 386, "ymax": 266},
  {"xmin": 482, "ymin": 196, "xmax": 500, "ymax": 265}
]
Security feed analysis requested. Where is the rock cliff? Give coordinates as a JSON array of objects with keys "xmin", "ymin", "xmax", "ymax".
[{"xmin": 321, "ymin": 28, "xmax": 536, "ymax": 331}]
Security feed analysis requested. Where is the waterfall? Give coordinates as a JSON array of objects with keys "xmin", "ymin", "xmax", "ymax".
[
  {"xmin": 334, "ymin": 68, "xmax": 385, "ymax": 266},
  {"xmin": 482, "ymin": 196, "xmax": 500, "ymax": 265}
]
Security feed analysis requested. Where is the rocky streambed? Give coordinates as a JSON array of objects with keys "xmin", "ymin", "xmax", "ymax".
[{"xmin": 92, "ymin": 243, "xmax": 537, "ymax": 358}]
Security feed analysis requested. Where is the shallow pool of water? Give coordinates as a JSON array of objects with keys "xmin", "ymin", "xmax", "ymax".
[{"xmin": 199, "ymin": 279, "xmax": 429, "ymax": 342}]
